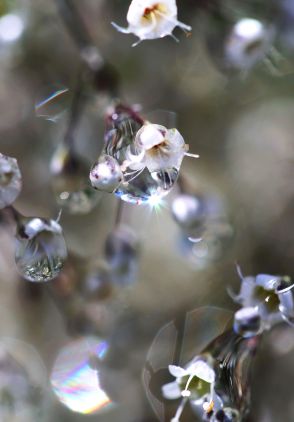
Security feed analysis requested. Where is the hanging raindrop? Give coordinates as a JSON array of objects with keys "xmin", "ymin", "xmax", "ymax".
[{"xmin": 15, "ymin": 216, "xmax": 67, "ymax": 282}]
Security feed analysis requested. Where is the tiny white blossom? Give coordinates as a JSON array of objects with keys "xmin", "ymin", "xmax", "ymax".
[
  {"xmin": 112, "ymin": 0, "xmax": 191, "ymax": 45},
  {"xmin": 162, "ymin": 358, "xmax": 217, "ymax": 422},
  {"xmin": 225, "ymin": 18, "xmax": 274, "ymax": 70},
  {"xmin": 124, "ymin": 123, "xmax": 198, "ymax": 173},
  {"xmin": 231, "ymin": 271, "xmax": 294, "ymax": 328}
]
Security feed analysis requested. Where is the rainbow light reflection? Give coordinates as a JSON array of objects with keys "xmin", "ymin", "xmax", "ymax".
[{"xmin": 50, "ymin": 336, "xmax": 114, "ymax": 415}]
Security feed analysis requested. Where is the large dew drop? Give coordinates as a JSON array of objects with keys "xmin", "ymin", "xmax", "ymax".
[{"xmin": 15, "ymin": 217, "xmax": 67, "ymax": 282}]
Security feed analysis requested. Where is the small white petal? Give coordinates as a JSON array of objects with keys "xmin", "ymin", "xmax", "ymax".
[
  {"xmin": 162, "ymin": 381, "xmax": 181, "ymax": 399},
  {"xmin": 136, "ymin": 124, "xmax": 165, "ymax": 149},
  {"xmin": 239, "ymin": 277, "xmax": 255, "ymax": 304},
  {"xmin": 186, "ymin": 361, "xmax": 215, "ymax": 383},
  {"xmin": 168, "ymin": 364, "xmax": 187, "ymax": 378},
  {"xmin": 256, "ymin": 274, "xmax": 279, "ymax": 290}
]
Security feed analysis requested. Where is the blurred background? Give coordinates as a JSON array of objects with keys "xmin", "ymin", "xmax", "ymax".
[{"xmin": 0, "ymin": 0, "xmax": 293, "ymax": 421}]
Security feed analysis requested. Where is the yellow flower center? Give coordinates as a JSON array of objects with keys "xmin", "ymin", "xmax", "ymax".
[{"xmin": 142, "ymin": 3, "xmax": 167, "ymax": 22}]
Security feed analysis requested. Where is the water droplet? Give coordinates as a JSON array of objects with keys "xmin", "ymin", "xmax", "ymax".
[
  {"xmin": 172, "ymin": 194, "xmax": 206, "ymax": 231},
  {"xmin": 90, "ymin": 154, "xmax": 123, "ymax": 193},
  {"xmin": 51, "ymin": 144, "xmax": 100, "ymax": 214},
  {"xmin": 104, "ymin": 225, "xmax": 139, "ymax": 286},
  {"xmin": 50, "ymin": 336, "xmax": 115, "ymax": 415},
  {"xmin": 15, "ymin": 217, "xmax": 67, "ymax": 282},
  {"xmin": 94, "ymin": 105, "xmax": 181, "ymax": 204},
  {"xmin": 0, "ymin": 337, "xmax": 47, "ymax": 420},
  {"xmin": 0, "ymin": 153, "xmax": 22, "ymax": 209},
  {"xmin": 35, "ymin": 85, "xmax": 71, "ymax": 122},
  {"xmin": 233, "ymin": 307, "xmax": 261, "ymax": 338}
]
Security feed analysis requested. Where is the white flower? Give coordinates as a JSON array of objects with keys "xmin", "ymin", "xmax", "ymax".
[
  {"xmin": 162, "ymin": 358, "xmax": 217, "ymax": 421},
  {"xmin": 124, "ymin": 123, "xmax": 197, "ymax": 174},
  {"xmin": 112, "ymin": 0, "xmax": 191, "ymax": 45},
  {"xmin": 225, "ymin": 18, "xmax": 274, "ymax": 70},
  {"xmin": 231, "ymin": 271, "xmax": 294, "ymax": 328}
]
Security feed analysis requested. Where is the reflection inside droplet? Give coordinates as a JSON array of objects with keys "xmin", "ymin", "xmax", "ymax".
[
  {"xmin": 35, "ymin": 86, "xmax": 71, "ymax": 122},
  {"xmin": 50, "ymin": 336, "xmax": 115, "ymax": 415}
]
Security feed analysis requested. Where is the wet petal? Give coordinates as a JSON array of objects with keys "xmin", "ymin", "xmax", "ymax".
[
  {"xmin": 168, "ymin": 364, "xmax": 187, "ymax": 378},
  {"xmin": 161, "ymin": 381, "xmax": 181, "ymax": 399}
]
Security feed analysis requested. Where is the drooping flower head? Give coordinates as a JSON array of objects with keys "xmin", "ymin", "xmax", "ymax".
[
  {"xmin": 112, "ymin": 0, "xmax": 191, "ymax": 45},
  {"xmin": 124, "ymin": 122, "xmax": 196, "ymax": 173},
  {"xmin": 231, "ymin": 271, "xmax": 294, "ymax": 328},
  {"xmin": 162, "ymin": 357, "xmax": 220, "ymax": 421}
]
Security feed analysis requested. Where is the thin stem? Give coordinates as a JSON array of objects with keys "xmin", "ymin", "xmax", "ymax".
[
  {"xmin": 171, "ymin": 397, "xmax": 188, "ymax": 422},
  {"xmin": 2, "ymin": 205, "xmax": 23, "ymax": 225},
  {"xmin": 64, "ymin": 71, "xmax": 85, "ymax": 150},
  {"xmin": 56, "ymin": 0, "xmax": 104, "ymax": 71},
  {"xmin": 177, "ymin": 174, "xmax": 187, "ymax": 194},
  {"xmin": 114, "ymin": 199, "xmax": 124, "ymax": 227},
  {"xmin": 56, "ymin": 0, "xmax": 119, "ymax": 96},
  {"xmin": 56, "ymin": 0, "xmax": 94, "ymax": 51}
]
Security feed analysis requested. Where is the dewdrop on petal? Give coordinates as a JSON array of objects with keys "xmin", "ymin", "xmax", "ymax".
[
  {"xmin": 233, "ymin": 307, "xmax": 261, "ymax": 338},
  {"xmin": 129, "ymin": 123, "xmax": 197, "ymax": 173},
  {"xmin": 90, "ymin": 154, "xmax": 123, "ymax": 193},
  {"xmin": 94, "ymin": 105, "xmax": 198, "ymax": 205},
  {"xmin": 15, "ymin": 217, "xmax": 67, "ymax": 282},
  {"xmin": 0, "ymin": 153, "xmax": 22, "ymax": 209},
  {"xmin": 112, "ymin": 0, "xmax": 191, "ymax": 45}
]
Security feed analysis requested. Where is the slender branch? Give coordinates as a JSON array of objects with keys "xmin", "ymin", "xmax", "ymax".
[
  {"xmin": 64, "ymin": 70, "xmax": 85, "ymax": 150},
  {"xmin": 56, "ymin": 0, "xmax": 95, "ymax": 52},
  {"xmin": 56, "ymin": 0, "xmax": 119, "ymax": 95},
  {"xmin": 114, "ymin": 199, "xmax": 124, "ymax": 227}
]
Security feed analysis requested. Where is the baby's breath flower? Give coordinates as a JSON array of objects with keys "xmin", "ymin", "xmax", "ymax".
[
  {"xmin": 231, "ymin": 272, "xmax": 294, "ymax": 328},
  {"xmin": 162, "ymin": 358, "xmax": 217, "ymax": 421},
  {"xmin": 225, "ymin": 18, "xmax": 274, "ymax": 71},
  {"xmin": 112, "ymin": 0, "xmax": 191, "ymax": 46},
  {"xmin": 124, "ymin": 123, "xmax": 197, "ymax": 173}
]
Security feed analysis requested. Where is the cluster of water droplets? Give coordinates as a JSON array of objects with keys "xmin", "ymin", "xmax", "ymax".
[{"xmin": 90, "ymin": 105, "xmax": 182, "ymax": 205}]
